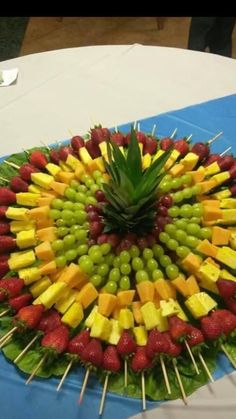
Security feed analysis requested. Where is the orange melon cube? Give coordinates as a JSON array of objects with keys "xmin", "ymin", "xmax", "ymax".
[
  {"xmin": 37, "ymin": 227, "xmax": 57, "ymax": 242},
  {"xmin": 136, "ymin": 280, "xmax": 155, "ymax": 303},
  {"xmin": 198, "ymin": 180, "xmax": 218, "ymax": 194},
  {"xmin": 203, "ymin": 206, "xmax": 222, "ymax": 221},
  {"xmin": 202, "ymin": 200, "xmax": 220, "ymax": 208},
  {"xmin": 171, "ymin": 275, "xmax": 189, "ymax": 297},
  {"xmin": 169, "ymin": 163, "xmax": 185, "ymax": 177},
  {"xmin": 39, "ymin": 260, "xmax": 57, "ymax": 275},
  {"xmin": 185, "ymin": 275, "xmax": 200, "ymax": 295},
  {"xmin": 37, "ymin": 196, "xmax": 54, "ymax": 207},
  {"xmin": 50, "ymin": 181, "xmax": 68, "ymax": 196},
  {"xmin": 117, "ymin": 290, "xmax": 135, "ymax": 306},
  {"xmin": 112, "ymin": 305, "xmax": 122, "ymax": 320},
  {"xmin": 35, "ymin": 240, "xmax": 54, "ymax": 261},
  {"xmin": 58, "ymin": 263, "xmax": 88, "ymax": 289},
  {"xmin": 212, "ymin": 226, "xmax": 231, "ymax": 245},
  {"xmin": 132, "ymin": 301, "xmax": 144, "ymax": 324},
  {"xmin": 196, "ymin": 239, "xmax": 218, "ymax": 258},
  {"xmin": 154, "ymin": 279, "xmax": 176, "ymax": 300},
  {"xmin": 36, "ymin": 218, "xmax": 54, "ymax": 230},
  {"xmin": 98, "ymin": 293, "xmax": 118, "ymax": 317},
  {"xmin": 50, "ymin": 267, "xmax": 67, "ymax": 282},
  {"xmin": 181, "ymin": 252, "xmax": 201, "ymax": 274},
  {"xmin": 153, "ymin": 291, "xmax": 161, "ymax": 308},
  {"xmin": 41, "ymin": 190, "xmax": 58, "ymax": 198},
  {"xmin": 76, "ymin": 283, "xmax": 98, "ymax": 309},
  {"xmin": 28, "ymin": 205, "xmax": 50, "ymax": 220}
]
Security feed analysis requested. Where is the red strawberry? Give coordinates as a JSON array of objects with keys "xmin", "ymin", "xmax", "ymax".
[
  {"xmin": 0, "ymin": 254, "xmax": 8, "ymax": 262},
  {"xmin": 71, "ymin": 135, "xmax": 85, "ymax": 151},
  {"xmin": 0, "ymin": 188, "xmax": 16, "ymax": 205},
  {"xmin": 59, "ymin": 146, "xmax": 73, "ymax": 161},
  {"xmin": 41, "ymin": 325, "xmax": 69, "ymax": 353},
  {"xmin": 200, "ymin": 316, "xmax": 223, "ymax": 340},
  {"xmin": 217, "ymin": 279, "xmax": 236, "ymax": 299},
  {"xmin": 91, "ymin": 128, "xmax": 105, "ymax": 145},
  {"xmin": 81, "ymin": 338, "xmax": 103, "ymax": 367},
  {"xmin": 0, "ymin": 260, "xmax": 9, "ymax": 278},
  {"xmin": 19, "ymin": 163, "xmax": 39, "ymax": 182},
  {"xmin": 29, "ymin": 150, "xmax": 48, "ymax": 169},
  {"xmin": 101, "ymin": 128, "xmax": 110, "ymax": 139},
  {"xmin": 37, "ymin": 309, "xmax": 62, "ymax": 333},
  {"xmin": 85, "ymin": 139, "xmax": 101, "ymax": 159},
  {"xmin": 10, "ymin": 176, "xmax": 28, "ymax": 193},
  {"xmin": 68, "ymin": 329, "xmax": 90, "ymax": 356},
  {"xmin": 0, "ymin": 277, "xmax": 24, "ymax": 301},
  {"xmin": 229, "ymin": 164, "xmax": 236, "ymax": 180},
  {"xmin": 9, "ymin": 293, "xmax": 32, "ymax": 311},
  {"xmin": 224, "ymin": 297, "xmax": 236, "ymax": 315},
  {"xmin": 0, "ymin": 206, "xmax": 8, "ymax": 219},
  {"xmin": 191, "ymin": 142, "xmax": 209, "ymax": 160},
  {"xmin": 14, "ymin": 304, "xmax": 44, "ymax": 329},
  {"xmin": 0, "ymin": 236, "xmax": 16, "ymax": 254},
  {"xmin": 204, "ymin": 154, "xmax": 222, "ymax": 166},
  {"xmin": 186, "ymin": 324, "xmax": 204, "ymax": 347},
  {"xmin": 146, "ymin": 328, "xmax": 170, "ymax": 358},
  {"xmin": 125, "ymin": 131, "xmax": 147, "ymax": 146},
  {"xmin": 160, "ymin": 137, "xmax": 174, "ymax": 151},
  {"xmin": 117, "ymin": 331, "xmax": 137, "ymax": 357},
  {"xmin": 103, "ymin": 345, "xmax": 121, "ymax": 373},
  {"xmin": 169, "ymin": 316, "xmax": 190, "ymax": 342},
  {"xmin": 0, "ymin": 222, "xmax": 10, "ymax": 235},
  {"xmin": 143, "ymin": 138, "xmax": 158, "ymax": 155},
  {"xmin": 230, "ymin": 184, "xmax": 236, "ymax": 196},
  {"xmin": 211, "ymin": 309, "xmax": 236, "ymax": 335},
  {"xmin": 219, "ymin": 155, "xmax": 235, "ymax": 171},
  {"xmin": 110, "ymin": 132, "xmax": 125, "ymax": 147},
  {"xmin": 174, "ymin": 139, "xmax": 189, "ymax": 156},
  {"xmin": 163, "ymin": 332, "xmax": 182, "ymax": 357},
  {"xmin": 49, "ymin": 149, "xmax": 60, "ymax": 165},
  {"xmin": 131, "ymin": 347, "xmax": 152, "ymax": 372}
]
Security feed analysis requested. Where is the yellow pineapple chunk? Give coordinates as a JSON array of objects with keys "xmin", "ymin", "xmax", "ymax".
[
  {"xmin": 45, "ymin": 162, "xmax": 61, "ymax": 177},
  {"xmin": 31, "ymin": 172, "xmax": 54, "ymax": 189},
  {"xmin": 6, "ymin": 207, "xmax": 28, "ymax": 221},
  {"xmin": 29, "ymin": 276, "xmax": 52, "ymax": 298},
  {"xmin": 118, "ymin": 308, "xmax": 134, "ymax": 329},
  {"xmin": 141, "ymin": 301, "xmax": 159, "ymax": 330},
  {"xmin": 10, "ymin": 220, "xmax": 35, "ymax": 234},
  {"xmin": 90, "ymin": 312, "xmax": 112, "ymax": 340},
  {"xmin": 34, "ymin": 282, "xmax": 67, "ymax": 308},
  {"xmin": 108, "ymin": 319, "xmax": 123, "ymax": 345},
  {"xmin": 55, "ymin": 289, "xmax": 77, "ymax": 314},
  {"xmin": 185, "ymin": 292, "xmax": 217, "ymax": 319},
  {"xmin": 19, "ymin": 267, "xmax": 41, "ymax": 285},
  {"xmin": 16, "ymin": 229, "xmax": 36, "ymax": 249},
  {"xmin": 16, "ymin": 193, "xmax": 41, "ymax": 207},
  {"xmin": 62, "ymin": 302, "xmax": 84, "ymax": 328},
  {"xmin": 85, "ymin": 305, "xmax": 98, "ymax": 328},
  {"xmin": 8, "ymin": 250, "xmax": 36, "ymax": 271},
  {"xmin": 133, "ymin": 326, "xmax": 148, "ymax": 346}
]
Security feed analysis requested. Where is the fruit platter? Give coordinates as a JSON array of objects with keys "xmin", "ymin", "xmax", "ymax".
[{"xmin": 0, "ymin": 122, "xmax": 236, "ymax": 417}]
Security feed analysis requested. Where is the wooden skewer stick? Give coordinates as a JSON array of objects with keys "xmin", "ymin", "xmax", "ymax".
[
  {"xmin": 0, "ymin": 176, "xmax": 9, "ymax": 183},
  {"xmin": 220, "ymin": 146, "xmax": 232, "ymax": 157},
  {"xmin": 207, "ymin": 131, "xmax": 223, "ymax": 145},
  {"xmin": 114, "ymin": 126, "xmax": 118, "ymax": 133},
  {"xmin": 99, "ymin": 373, "xmax": 109, "ymax": 416},
  {"xmin": 151, "ymin": 124, "xmax": 156, "ymax": 137},
  {"xmin": 0, "ymin": 334, "xmax": 12, "ymax": 348},
  {"xmin": 172, "ymin": 359, "xmax": 188, "ymax": 405},
  {"xmin": 186, "ymin": 134, "xmax": 193, "ymax": 143},
  {"xmin": 40, "ymin": 140, "xmax": 51, "ymax": 151},
  {"xmin": 25, "ymin": 353, "xmax": 47, "ymax": 385},
  {"xmin": 141, "ymin": 371, "xmax": 146, "ymax": 411},
  {"xmin": 14, "ymin": 335, "xmax": 39, "ymax": 364},
  {"xmin": 137, "ymin": 123, "xmax": 140, "ymax": 132},
  {"xmin": 4, "ymin": 160, "xmax": 20, "ymax": 169},
  {"xmin": 56, "ymin": 359, "xmax": 74, "ymax": 392},
  {"xmin": 0, "ymin": 309, "xmax": 10, "ymax": 318},
  {"xmin": 78, "ymin": 367, "xmax": 91, "ymax": 405},
  {"xmin": 124, "ymin": 358, "xmax": 128, "ymax": 388},
  {"xmin": 68, "ymin": 129, "xmax": 74, "ymax": 137},
  {"xmin": 0, "ymin": 326, "xmax": 17, "ymax": 344},
  {"xmin": 133, "ymin": 121, "xmax": 137, "ymax": 130},
  {"xmin": 184, "ymin": 340, "xmax": 200, "ymax": 375},
  {"xmin": 221, "ymin": 344, "xmax": 236, "ymax": 369},
  {"xmin": 22, "ymin": 148, "xmax": 29, "ymax": 155},
  {"xmin": 160, "ymin": 354, "xmax": 171, "ymax": 394},
  {"xmin": 198, "ymin": 353, "xmax": 214, "ymax": 383},
  {"xmin": 170, "ymin": 128, "xmax": 177, "ymax": 139}
]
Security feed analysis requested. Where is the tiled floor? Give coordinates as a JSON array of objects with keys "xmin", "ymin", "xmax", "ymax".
[{"xmin": 20, "ymin": 17, "xmax": 236, "ymax": 58}]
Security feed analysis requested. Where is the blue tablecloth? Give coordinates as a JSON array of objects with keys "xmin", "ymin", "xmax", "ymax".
[{"xmin": 1, "ymin": 94, "xmax": 236, "ymax": 419}]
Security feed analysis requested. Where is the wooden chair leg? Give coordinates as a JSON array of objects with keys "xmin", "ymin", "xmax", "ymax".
[{"xmin": 156, "ymin": 17, "xmax": 164, "ymax": 30}]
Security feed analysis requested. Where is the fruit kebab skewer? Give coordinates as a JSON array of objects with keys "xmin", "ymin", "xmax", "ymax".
[
  {"xmin": 99, "ymin": 345, "xmax": 121, "ymax": 416},
  {"xmin": 131, "ymin": 346, "xmax": 153, "ymax": 411}
]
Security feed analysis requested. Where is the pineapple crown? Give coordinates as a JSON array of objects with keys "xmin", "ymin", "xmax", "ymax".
[{"xmin": 102, "ymin": 127, "xmax": 171, "ymax": 235}]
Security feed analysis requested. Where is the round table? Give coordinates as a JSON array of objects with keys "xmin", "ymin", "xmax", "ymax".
[{"xmin": 1, "ymin": 45, "xmax": 236, "ymax": 419}]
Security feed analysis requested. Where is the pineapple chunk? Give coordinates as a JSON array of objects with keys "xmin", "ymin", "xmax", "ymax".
[
  {"xmin": 199, "ymin": 261, "xmax": 220, "ymax": 283},
  {"xmin": 212, "ymin": 171, "xmax": 230, "ymax": 185},
  {"xmin": 19, "ymin": 267, "xmax": 41, "ymax": 285},
  {"xmin": 85, "ymin": 305, "xmax": 98, "ymax": 328},
  {"xmin": 8, "ymin": 250, "xmax": 35, "ymax": 270},
  {"xmin": 220, "ymin": 269, "xmax": 236, "ymax": 282},
  {"xmin": 181, "ymin": 152, "xmax": 199, "ymax": 171},
  {"xmin": 55, "ymin": 289, "xmax": 77, "ymax": 314},
  {"xmin": 62, "ymin": 302, "xmax": 84, "ymax": 328},
  {"xmin": 118, "ymin": 308, "xmax": 134, "ymax": 329},
  {"xmin": 6, "ymin": 207, "xmax": 28, "ymax": 221},
  {"xmin": 141, "ymin": 301, "xmax": 159, "ymax": 330},
  {"xmin": 79, "ymin": 147, "xmax": 92, "ymax": 165},
  {"xmin": 45, "ymin": 162, "xmax": 61, "ymax": 177},
  {"xmin": 220, "ymin": 198, "xmax": 236, "ymax": 209},
  {"xmin": 160, "ymin": 299, "xmax": 179, "ymax": 317},
  {"xmin": 185, "ymin": 292, "xmax": 217, "ymax": 319},
  {"xmin": 108, "ymin": 319, "xmax": 123, "ymax": 345},
  {"xmin": 16, "ymin": 193, "xmax": 41, "ymax": 207},
  {"xmin": 133, "ymin": 326, "xmax": 148, "ymax": 346},
  {"xmin": 142, "ymin": 154, "xmax": 151, "ymax": 170},
  {"xmin": 215, "ymin": 247, "xmax": 236, "ymax": 269},
  {"xmin": 29, "ymin": 276, "xmax": 52, "ymax": 298},
  {"xmin": 98, "ymin": 141, "xmax": 107, "ymax": 156},
  {"xmin": 66, "ymin": 154, "xmax": 81, "ymax": 170},
  {"xmin": 10, "ymin": 220, "xmax": 35, "ymax": 234},
  {"xmin": 16, "ymin": 229, "xmax": 36, "ymax": 249},
  {"xmin": 155, "ymin": 308, "xmax": 169, "ymax": 332},
  {"xmin": 90, "ymin": 312, "xmax": 112, "ymax": 341},
  {"xmin": 204, "ymin": 161, "xmax": 220, "ymax": 176},
  {"xmin": 28, "ymin": 184, "xmax": 42, "ymax": 194},
  {"xmin": 31, "ymin": 172, "xmax": 54, "ymax": 190},
  {"xmin": 34, "ymin": 282, "xmax": 67, "ymax": 308}
]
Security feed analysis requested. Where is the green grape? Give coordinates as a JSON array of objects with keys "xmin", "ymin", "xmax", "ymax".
[
  {"xmin": 132, "ymin": 257, "xmax": 144, "ymax": 271},
  {"xmin": 51, "ymin": 198, "xmax": 64, "ymax": 210},
  {"xmin": 192, "ymin": 184, "xmax": 201, "ymax": 195},
  {"xmin": 65, "ymin": 249, "xmax": 77, "ymax": 261},
  {"xmin": 190, "ymin": 216, "xmax": 201, "ymax": 224},
  {"xmin": 171, "ymin": 178, "xmax": 182, "ymax": 190},
  {"xmin": 66, "ymin": 217, "xmax": 76, "ymax": 227},
  {"xmin": 57, "ymin": 226, "xmax": 69, "ymax": 237},
  {"xmin": 83, "ymin": 221, "xmax": 90, "ymax": 230},
  {"xmin": 163, "ymin": 174, "xmax": 172, "ymax": 182},
  {"xmin": 96, "ymin": 177, "xmax": 104, "ymax": 186},
  {"xmin": 74, "ymin": 210, "xmax": 87, "ymax": 224},
  {"xmin": 166, "ymin": 238, "xmax": 178, "ymax": 251},
  {"xmin": 73, "ymin": 202, "xmax": 85, "ymax": 211},
  {"xmin": 175, "ymin": 229, "xmax": 187, "ymax": 243},
  {"xmin": 77, "ymin": 184, "xmax": 87, "ymax": 193},
  {"xmin": 165, "ymin": 224, "xmax": 176, "ymax": 236},
  {"xmin": 75, "ymin": 192, "xmax": 86, "ymax": 204},
  {"xmin": 181, "ymin": 173, "xmax": 192, "ymax": 185},
  {"xmin": 119, "ymin": 250, "xmax": 131, "ymax": 263},
  {"xmin": 113, "ymin": 256, "xmax": 121, "ymax": 268},
  {"xmin": 185, "ymin": 235, "xmax": 199, "ymax": 248},
  {"xmin": 70, "ymin": 225, "xmax": 81, "ymax": 234},
  {"xmin": 159, "ymin": 255, "xmax": 171, "ymax": 268},
  {"xmin": 176, "ymin": 246, "xmax": 190, "ymax": 259},
  {"xmin": 55, "ymin": 255, "xmax": 67, "ymax": 268},
  {"xmin": 49, "ymin": 209, "xmax": 61, "ymax": 220},
  {"xmin": 64, "ymin": 187, "xmax": 76, "ymax": 201},
  {"xmin": 85, "ymin": 196, "xmax": 97, "ymax": 205},
  {"xmin": 92, "ymin": 170, "xmax": 102, "ymax": 180},
  {"xmin": 160, "ymin": 181, "xmax": 172, "ymax": 193},
  {"xmin": 120, "ymin": 263, "xmax": 131, "ymax": 275},
  {"xmin": 97, "ymin": 263, "xmax": 109, "ymax": 277},
  {"xmin": 143, "ymin": 248, "xmax": 154, "ymax": 260},
  {"xmin": 119, "ymin": 276, "xmax": 130, "ymax": 290},
  {"xmin": 173, "ymin": 191, "xmax": 183, "ymax": 203},
  {"xmin": 166, "ymin": 264, "xmax": 179, "ymax": 279},
  {"xmin": 85, "ymin": 179, "xmax": 94, "ymax": 188},
  {"xmin": 51, "ymin": 239, "xmax": 64, "ymax": 252},
  {"xmin": 180, "ymin": 204, "xmax": 192, "ymax": 218},
  {"xmin": 192, "ymin": 203, "xmax": 203, "ymax": 217},
  {"xmin": 168, "ymin": 206, "xmax": 180, "ymax": 218},
  {"xmin": 105, "ymin": 281, "xmax": 117, "ymax": 294},
  {"xmin": 90, "ymin": 250, "xmax": 103, "ymax": 263},
  {"xmin": 129, "ymin": 245, "xmax": 140, "ymax": 258},
  {"xmin": 109, "ymin": 268, "xmax": 121, "ymax": 282},
  {"xmin": 182, "ymin": 187, "xmax": 193, "ymax": 199},
  {"xmin": 63, "ymin": 201, "xmax": 74, "ymax": 211},
  {"xmin": 90, "ymin": 274, "xmax": 103, "ymax": 287},
  {"xmin": 186, "ymin": 223, "xmax": 201, "ymax": 236},
  {"xmin": 104, "ymin": 253, "xmax": 115, "ymax": 266},
  {"xmin": 61, "ymin": 209, "xmax": 74, "ymax": 221},
  {"xmin": 78, "ymin": 255, "xmax": 89, "ymax": 264},
  {"xmin": 81, "ymin": 174, "xmax": 91, "ymax": 183},
  {"xmin": 159, "ymin": 232, "xmax": 170, "ymax": 244},
  {"xmin": 147, "ymin": 258, "xmax": 158, "ymax": 271},
  {"xmin": 200, "ymin": 227, "xmax": 212, "ymax": 240},
  {"xmin": 88, "ymin": 245, "xmax": 100, "ymax": 255},
  {"xmin": 152, "ymin": 244, "xmax": 164, "ymax": 259},
  {"xmin": 63, "ymin": 234, "xmax": 76, "ymax": 248},
  {"xmin": 174, "ymin": 219, "xmax": 187, "ymax": 230},
  {"xmin": 56, "ymin": 218, "xmax": 66, "ymax": 227},
  {"xmin": 75, "ymin": 229, "xmax": 87, "ymax": 243},
  {"xmin": 100, "ymin": 243, "xmax": 111, "ymax": 255},
  {"xmin": 152, "ymin": 269, "xmax": 164, "ymax": 280},
  {"xmin": 79, "ymin": 257, "xmax": 94, "ymax": 274},
  {"xmin": 70, "ymin": 180, "xmax": 80, "ymax": 190},
  {"xmin": 90, "ymin": 184, "xmax": 99, "ymax": 194},
  {"xmin": 136, "ymin": 270, "xmax": 149, "ymax": 283},
  {"xmin": 77, "ymin": 244, "xmax": 89, "ymax": 256},
  {"xmin": 86, "ymin": 190, "xmax": 92, "ymax": 197}
]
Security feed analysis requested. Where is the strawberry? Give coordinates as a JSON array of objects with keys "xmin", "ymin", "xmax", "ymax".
[
  {"xmin": 229, "ymin": 164, "xmax": 236, "ymax": 180},
  {"xmin": 68, "ymin": 329, "xmax": 90, "ymax": 356},
  {"xmin": 101, "ymin": 128, "xmax": 110, "ymax": 139},
  {"xmin": 9, "ymin": 293, "xmax": 32, "ymax": 311},
  {"xmin": 125, "ymin": 131, "xmax": 147, "ymax": 146},
  {"xmin": 81, "ymin": 338, "xmax": 103, "ymax": 367},
  {"xmin": 204, "ymin": 154, "xmax": 222, "ymax": 166},
  {"xmin": 90, "ymin": 128, "xmax": 105, "ymax": 145},
  {"xmin": 0, "ymin": 260, "xmax": 9, "ymax": 278},
  {"xmin": 186, "ymin": 324, "xmax": 204, "ymax": 347},
  {"xmin": 191, "ymin": 142, "xmax": 209, "ymax": 160},
  {"xmin": 0, "ymin": 236, "xmax": 16, "ymax": 254},
  {"xmin": 41, "ymin": 325, "xmax": 69, "ymax": 353},
  {"xmin": 168, "ymin": 316, "xmax": 191, "ymax": 342},
  {"xmin": 10, "ymin": 176, "xmax": 28, "ymax": 193},
  {"xmin": 0, "ymin": 188, "xmax": 16, "ymax": 205},
  {"xmin": 110, "ymin": 132, "xmax": 125, "ymax": 147},
  {"xmin": 160, "ymin": 137, "xmax": 174, "ymax": 151},
  {"xmin": 131, "ymin": 347, "xmax": 152, "ymax": 372},
  {"xmin": 85, "ymin": 139, "xmax": 101, "ymax": 159},
  {"xmin": 143, "ymin": 137, "xmax": 158, "ymax": 155},
  {"xmin": 19, "ymin": 163, "xmax": 39, "ymax": 182},
  {"xmin": 217, "ymin": 278, "xmax": 236, "ymax": 299},
  {"xmin": 14, "ymin": 304, "xmax": 44, "ymax": 329},
  {"xmin": 59, "ymin": 146, "xmax": 72, "ymax": 161},
  {"xmin": 225, "ymin": 298, "xmax": 236, "ymax": 315},
  {"xmin": 37, "ymin": 309, "xmax": 62, "ymax": 333},
  {"xmin": 103, "ymin": 345, "xmax": 121, "ymax": 373},
  {"xmin": 71, "ymin": 135, "xmax": 85, "ymax": 151},
  {"xmin": 49, "ymin": 149, "xmax": 60, "ymax": 165},
  {"xmin": 29, "ymin": 150, "xmax": 48, "ymax": 169},
  {"xmin": 0, "ymin": 277, "xmax": 24, "ymax": 301},
  {"xmin": 174, "ymin": 139, "xmax": 189, "ymax": 156},
  {"xmin": 0, "ymin": 254, "xmax": 8, "ymax": 262},
  {"xmin": 211, "ymin": 309, "xmax": 236, "ymax": 335},
  {"xmin": 117, "ymin": 330, "xmax": 137, "ymax": 357},
  {"xmin": 0, "ymin": 222, "xmax": 10, "ymax": 235},
  {"xmin": 219, "ymin": 155, "xmax": 235, "ymax": 171},
  {"xmin": 163, "ymin": 332, "xmax": 182, "ymax": 357},
  {"xmin": 146, "ymin": 328, "xmax": 170, "ymax": 358},
  {"xmin": 0, "ymin": 206, "xmax": 7, "ymax": 219},
  {"xmin": 200, "ymin": 316, "xmax": 223, "ymax": 340}
]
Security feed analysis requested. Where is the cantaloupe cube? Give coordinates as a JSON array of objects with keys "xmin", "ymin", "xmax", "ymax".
[
  {"xmin": 181, "ymin": 252, "xmax": 202, "ymax": 274},
  {"xmin": 196, "ymin": 240, "xmax": 218, "ymax": 258},
  {"xmin": 35, "ymin": 240, "xmax": 55, "ymax": 261},
  {"xmin": 132, "ymin": 301, "xmax": 144, "ymax": 325},
  {"xmin": 37, "ymin": 196, "xmax": 54, "ymax": 207},
  {"xmin": 185, "ymin": 275, "xmax": 200, "ymax": 295},
  {"xmin": 136, "ymin": 280, "xmax": 154, "ymax": 303},
  {"xmin": 117, "ymin": 290, "xmax": 135, "ymax": 306},
  {"xmin": 76, "ymin": 283, "xmax": 98, "ymax": 309},
  {"xmin": 212, "ymin": 226, "xmax": 231, "ymax": 245},
  {"xmin": 112, "ymin": 305, "xmax": 122, "ymax": 320},
  {"xmin": 39, "ymin": 260, "xmax": 57, "ymax": 275},
  {"xmin": 153, "ymin": 291, "xmax": 161, "ymax": 308},
  {"xmin": 203, "ymin": 206, "xmax": 222, "ymax": 221},
  {"xmin": 37, "ymin": 226, "xmax": 57, "ymax": 242},
  {"xmin": 28, "ymin": 206, "xmax": 50, "ymax": 220},
  {"xmin": 62, "ymin": 302, "xmax": 84, "ymax": 328},
  {"xmin": 202, "ymin": 200, "xmax": 220, "ymax": 208},
  {"xmin": 87, "ymin": 157, "xmax": 105, "ymax": 174},
  {"xmin": 36, "ymin": 218, "xmax": 54, "ymax": 230},
  {"xmin": 30, "ymin": 276, "xmax": 52, "ymax": 298},
  {"xmin": 190, "ymin": 167, "xmax": 205, "ymax": 183},
  {"xmin": 169, "ymin": 163, "xmax": 185, "ymax": 177},
  {"xmin": 98, "ymin": 293, "xmax": 117, "ymax": 317},
  {"xmin": 50, "ymin": 181, "xmax": 68, "ymax": 196},
  {"xmin": 58, "ymin": 263, "xmax": 88, "ymax": 288},
  {"xmin": 172, "ymin": 275, "xmax": 189, "ymax": 297},
  {"xmin": 154, "ymin": 279, "xmax": 176, "ymax": 300}
]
